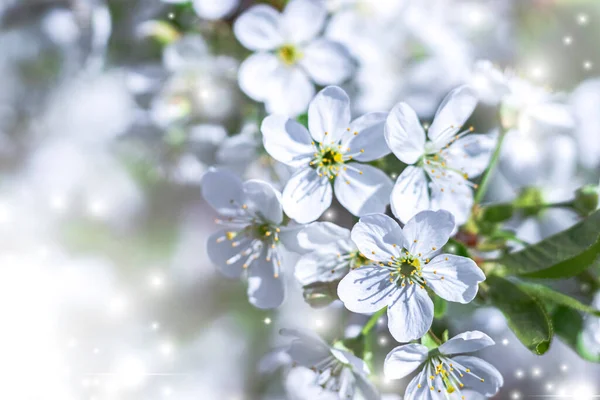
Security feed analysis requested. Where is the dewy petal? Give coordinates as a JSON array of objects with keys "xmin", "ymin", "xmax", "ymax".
[
  {"xmin": 300, "ymin": 39, "xmax": 354, "ymax": 86},
  {"xmin": 350, "ymin": 214, "xmax": 403, "ymax": 262},
  {"xmin": 282, "ymin": 168, "xmax": 332, "ymax": 223},
  {"xmin": 287, "ymin": 221, "xmax": 351, "ymax": 254},
  {"xmin": 280, "ymin": 0, "xmax": 326, "ymax": 44},
  {"xmin": 200, "ymin": 168, "xmax": 244, "ymax": 217},
  {"xmin": 341, "ymin": 112, "xmax": 391, "ymax": 162},
  {"xmin": 192, "ymin": 0, "xmax": 239, "ymax": 20},
  {"xmin": 387, "ymin": 284, "xmax": 434, "ymax": 343},
  {"xmin": 402, "ymin": 210, "xmax": 455, "ymax": 258},
  {"xmin": 429, "ymin": 169, "xmax": 474, "ymax": 226},
  {"xmin": 438, "ymin": 331, "xmax": 495, "ymax": 356},
  {"xmin": 451, "ymin": 355, "xmax": 503, "ymax": 397},
  {"xmin": 443, "ymin": 131, "xmax": 497, "ymax": 178},
  {"xmin": 337, "ymin": 265, "xmax": 396, "ymax": 314},
  {"xmin": 308, "ymin": 86, "xmax": 351, "ymax": 144},
  {"xmin": 335, "ymin": 164, "xmax": 393, "ymax": 217},
  {"xmin": 427, "ymin": 85, "xmax": 478, "ymax": 149},
  {"xmin": 238, "ymin": 52, "xmax": 280, "ymax": 102},
  {"xmin": 265, "ymin": 66, "xmax": 315, "ymax": 116},
  {"xmin": 206, "ymin": 229, "xmax": 254, "ymax": 278},
  {"xmin": 247, "ymin": 248, "xmax": 285, "ymax": 309},
  {"xmin": 385, "ymin": 102, "xmax": 426, "ymax": 164},
  {"xmin": 390, "ymin": 166, "xmax": 430, "ymax": 224},
  {"xmin": 261, "ymin": 115, "xmax": 314, "ymax": 167},
  {"xmin": 233, "ymin": 4, "xmax": 283, "ymax": 51},
  {"xmin": 243, "ymin": 179, "xmax": 283, "ymax": 225},
  {"xmin": 383, "ymin": 343, "xmax": 429, "ymax": 380},
  {"xmin": 281, "ymin": 328, "xmax": 332, "ymax": 367},
  {"xmin": 422, "ymin": 254, "xmax": 485, "ymax": 304}
]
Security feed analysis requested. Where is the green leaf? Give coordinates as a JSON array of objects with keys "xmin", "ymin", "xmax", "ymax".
[
  {"xmin": 499, "ymin": 209, "xmax": 600, "ymax": 279},
  {"xmin": 480, "ymin": 203, "xmax": 514, "ymax": 223},
  {"xmin": 519, "ymin": 283, "xmax": 600, "ymax": 316},
  {"xmin": 421, "ymin": 332, "xmax": 440, "ymax": 351},
  {"xmin": 433, "ymin": 296, "xmax": 448, "ymax": 318},
  {"xmin": 487, "ymin": 276, "xmax": 553, "ymax": 355},
  {"xmin": 552, "ymin": 306, "xmax": 600, "ymax": 362}
]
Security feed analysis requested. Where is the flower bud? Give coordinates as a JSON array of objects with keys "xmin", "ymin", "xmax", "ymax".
[{"xmin": 573, "ymin": 185, "xmax": 600, "ymax": 217}]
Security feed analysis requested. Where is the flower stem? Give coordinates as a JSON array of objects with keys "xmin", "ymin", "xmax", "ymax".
[
  {"xmin": 361, "ymin": 307, "xmax": 387, "ymax": 336},
  {"xmin": 428, "ymin": 329, "xmax": 443, "ymax": 345},
  {"xmin": 474, "ymin": 130, "xmax": 506, "ymax": 205}
]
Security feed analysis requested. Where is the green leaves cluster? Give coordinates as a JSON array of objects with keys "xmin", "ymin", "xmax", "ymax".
[{"xmin": 484, "ymin": 209, "xmax": 600, "ymax": 358}]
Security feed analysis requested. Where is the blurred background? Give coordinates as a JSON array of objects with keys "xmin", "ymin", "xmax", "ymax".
[{"xmin": 1, "ymin": 0, "xmax": 600, "ymax": 399}]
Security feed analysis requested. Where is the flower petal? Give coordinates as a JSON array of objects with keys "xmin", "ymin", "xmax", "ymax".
[
  {"xmin": 350, "ymin": 214, "xmax": 403, "ymax": 262},
  {"xmin": 387, "ymin": 284, "xmax": 434, "ymax": 342},
  {"xmin": 280, "ymin": 328, "xmax": 332, "ymax": 366},
  {"xmin": 238, "ymin": 52, "xmax": 281, "ymax": 101},
  {"xmin": 280, "ymin": 0, "xmax": 326, "ymax": 44},
  {"xmin": 337, "ymin": 265, "xmax": 396, "ymax": 314},
  {"xmin": 341, "ymin": 112, "xmax": 391, "ymax": 162},
  {"xmin": 308, "ymin": 86, "xmax": 351, "ymax": 144},
  {"xmin": 403, "ymin": 366, "xmax": 437, "ymax": 400},
  {"xmin": 390, "ymin": 166, "xmax": 430, "ymax": 224},
  {"xmin": 443, "ymin": 131, "xmax": 497, "ymax": 178},
  {"xmin": 295, "ymin": 251, "xmax": 349, "ymax": 285},
  {"xmin": 247, "ymin": 249, "xmax": 286, "ymax": 309},
  {"xmin": 423, "ymin": 254, "xmax": 485, "ymax": 304},
  {"xmin": 265, "ymin": 66, "xmax": 315, "ymax": 116},
  {"xmin": 243, "ymin": 179, "xmax": 283, "ymax": 225},
  {"xmin": 287, "ymin": 221, "xmax": 351, "ymax": 254},
  {"xmin": 200, "ymin": 168, "xmax": 244, "ymax": 217},
  {"xmin": 261, "ymin": 115, "xmax": 314, "ymax": 167},
  {"xmin": 300, "ymin": 39, "xmax": 354, "ymax": 86},
  {"xmin": 233, "ymin": 4, "xmax": 283, "ymax": 51},
  {"xmin": 429, "ymin": 169, "xmax": 474, "ymax": 226},
  {"xmin": 451, "ymin": 355, "xmax": 503, "ymax": 397},
  {"xmin": 384, "ymin": 343, "xmax": 429, "ymax": 380},
  {"xmin": 385, "ymin": 102, "xmax": 426, "ymax": 164},
  {"xmin": 206, "ymin": 229, "xmax": 254, "ymax": 278},
  {"xmin": 285, "ymin": 367, "xmax": 340, "ymax": 400},
  {"xmin": 427, "ymin": 85, "xmax": 478, "ymax": 148},
  {"xmin": 354, "ymin": 369, "xmax": 380, "ymax": 400},
  {"xmin": 438, "ymin": 331, "xmax": 495, "ymax": 356},
  {"xmin": 282, "ymin": 168, "xmax": 332, "ymax": 223},
  {"xmin": 192, "ymin": 0, "xmax": 238, "ymax": 20},
  {"xmin": 334, "ymin": 164, "xmax": 393, "ymax": 217},
  {"xmin": 402, "ymin": 210, "xmax": 455, "ymax": 258}
]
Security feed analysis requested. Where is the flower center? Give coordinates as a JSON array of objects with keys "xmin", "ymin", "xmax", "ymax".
[
  {"xmin": 383, "ymin": 252, "xmax": 428, "ymax": 289},
  {"xmin": 310, "ymin": 145, "xmax": 346, "ymax": 180},
  {"xmin": 277, "ymin": 44, "xmax": 302, "ymax": 65},
  {"xmin": 416, "ymin": 356, "xmax": 486, "ymax": 399}
]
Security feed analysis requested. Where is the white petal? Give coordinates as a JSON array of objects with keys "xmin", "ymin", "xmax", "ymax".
[
  {"xmin": 233, "ymin": 4, "xmax": 283, "ymax": 51},
  {"xmin": 428, "ymin": 85, "xmax": 478, "ymax": 148},
  {"xmin": 334, "ymin": 164, "xmax": 393, "ymax": 217},
  {"xmin": 452, "ymin": 355, "xmax": 504, "ymax": 397},
  {"xmin": 261, "ymin": 115, "xmax": 314, "ymax": 167},
  {"xmin": 247, "ymin": 250, "xmax": 286, "ymax": 308},
  {"xmin": 243, "ymin": 179, "xmax": 283, "ymax": 225},
  {"xmin": 308, "ymin": 86, "xmax": 351, "ymax": 144},
  {"xmin": 281, "ymin": 328, "xmax": 332, "ymax": 366},
  {"xmin": 354, "ymin": 370, "xmax": 380, "ymax": 400},
  {"xmin": 385, "ymin": 102, "xmax": 426, "ymax": 164},
  {"xmin": 300, "ymin": 39, "xmax": 354, "ymax": 85},
  {"xmin": 387, "ymin": 284, "xmax": 434, "ymax": 342},
  {"xmin": 444, "ymin": 131, "xmax": 497, "ymax": 178},
  {"xmin": 331, "ymin": 348, "xmax": 370, "ymax": 376},
  {"xmin": 287, "ymin": 221, "xmax": 351, "ymax": 254},
  {"xmin": 282, "ymin": 168, "xmax": 332, "ymax": 223},
  {"xmin": 192, "ymin": 0, "xmax": 239, "ymax": 20},
  {"xmin": 295, "ymin": 251, "xmax": 348, "ymax": 285},
  {"xmin": 337, "ymin": 265, "xmax": 396, "ymax": 314},
  {"xmin": 438, "ymin": 331, "xmax": 495, "ymax": 356},
  {"xmin": 402, "ymin": 210, "xmax": 455, "ymax": 258},
  {"xmin": 383, "ymin": 344, "xmax": 429, "ymax": 380},
  {"xmin": 238, "ymin": 52, "xmax": 280, "ymax": 101},
  {"xmin": 285, "ymin": 367, "xmax": 340, "ymax": 400},
  {"xmin": 429, "ymin": 169, "xmax": 474, "ymax": 226},
  {"xmin": 206, "ymin": 229, "xmax": 254, "ymax": 278},
  {"xmin": 423, "ymin": 254, "xmax": 485, "ymax": 304},
  {"xmin": 200, "ymin": 168, "xmax": 244, "ymax": 217},
  {"xmin": 390, "ymin": 166, "xmax": 430, "ymax": 224},
  {"xmin": 350, "ymin": 214, "xmax": 403, "ymax": 262},
  {"xmin": 403, "ymin": 367, "xmax": 436, "ymax": 400},
  {"xmin": 280, "ymin": 0, "xmax": 326, "ymax": 44},
  {"xmin": 341, "ymin": 112, "xmax": 391, "ymax": 162},
  {"xmin": 265, "ymin": 67, "xmax": 315, "ymax": 116}
]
